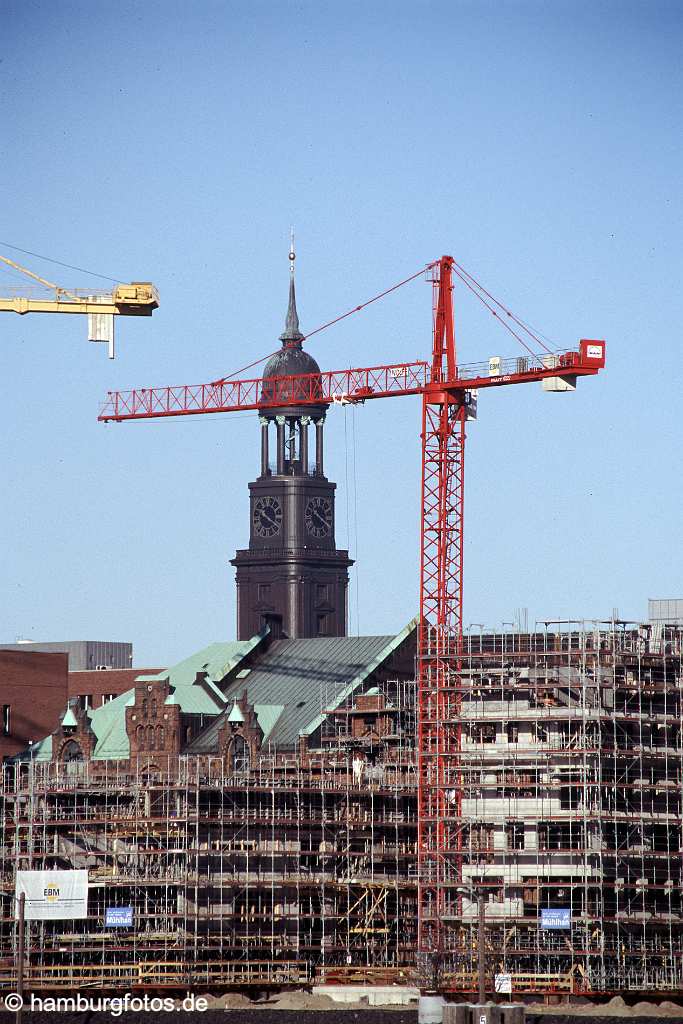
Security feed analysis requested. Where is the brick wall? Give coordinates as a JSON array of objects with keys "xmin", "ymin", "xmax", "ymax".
[
  {"xmin": 68, "ymin": 668, "xmax": 162, "ymax": 709},
  {"xmin": 0, "ymin": 650, "xmax": 68, "ymax": 761}
]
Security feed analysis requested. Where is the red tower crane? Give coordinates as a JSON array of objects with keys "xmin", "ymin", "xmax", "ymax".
[{"xmin": 99, "ymin": 255, "xmax": 605, "ymax": 985}]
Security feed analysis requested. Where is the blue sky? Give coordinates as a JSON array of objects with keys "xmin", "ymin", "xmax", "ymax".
[{"xmin": 1, "ymin": 0, "xmax": 681, "ymax": 665}]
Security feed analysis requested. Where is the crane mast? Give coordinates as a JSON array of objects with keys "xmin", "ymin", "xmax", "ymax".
[
  {"xmin": 417, "ymin": 257, "xmax": 467, "ymax": 965},
  {"xmin": 99, "ymin": 254, "xmax": 606, "ymax": 989}
]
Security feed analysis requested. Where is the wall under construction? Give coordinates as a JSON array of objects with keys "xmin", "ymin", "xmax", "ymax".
[
  {"xmin": 443, "ymin": 619, "xmax": 683, "ymax": 996},
  {"xmin": 0, "ymin": 678, "xmax": 418, "ymax": 992},
  {"xmin": 1, "ymin": 621, "xmax": 682, "ymax": 996}
]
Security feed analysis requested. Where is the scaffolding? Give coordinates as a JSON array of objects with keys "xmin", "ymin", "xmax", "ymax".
[
  {"xmin": 0, "ymin": 683, "xmax": 417, "ymax": 991},
  {"xmin": 440, "ymin": 619, "xmax": 683, "ymax": 994},
  {"xmin": 1, "ymin": 623, "xmax": 683, "ymax": 995}
]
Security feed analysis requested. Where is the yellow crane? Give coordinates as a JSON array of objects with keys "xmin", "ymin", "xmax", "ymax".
[{"xmin": 0, "ymin": 252, "xmax": 159, "ymax": 358}]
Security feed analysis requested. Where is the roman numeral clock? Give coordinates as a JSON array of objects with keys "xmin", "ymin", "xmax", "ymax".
[{"xmin": 253, "ymin": 496, "xmax": 283, "ymax": 538}]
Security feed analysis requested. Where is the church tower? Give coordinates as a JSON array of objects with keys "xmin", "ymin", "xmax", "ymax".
[{"xmin": 231, "ymin": 244, "xmax": 353, "ymax": 640}]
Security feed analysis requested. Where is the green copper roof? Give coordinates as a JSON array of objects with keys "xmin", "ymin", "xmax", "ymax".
[
  {"xmin": 129, "ymin": 637, "xmax": 266, "ymax": 717},
  {"xmin": 299, "ymin": 617, "xmax": 417, "ymax": 741},
  {"xmin": 187, "ymin": 620, "xmax": 417, "ymax": 752},
  {"xmin": 140, "ymin": 638, "xmax": 262, "ymax": 688},
  {"xmin": 10, "ymin": 636, "xmax": 266, "ymax": 763},
  {"xmin": 21, "ymin": 735, "xmax": 53, "ymax": 762},
  {"xmin": 9, "ymin": 690, "xmax": 135, "ymax": 762},
  {"xmin": 253, "ymin": 703, "xmax": 285, "ymax": 738},
  {"xmin": 9, "ymin": 625, "xmax": 416, "ymax": 763},
  {"xmin": 90, "ymin": 689, "xmax": 136, "ymax": 759},
  {"xmin": 89, "ymin": 639, "xmax": 263, "ymax": 757}
]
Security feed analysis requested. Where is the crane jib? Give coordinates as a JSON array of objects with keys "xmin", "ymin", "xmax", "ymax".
[{"xmin": 98, "ymin": 343, "xmax": 605, "ymax": 423}]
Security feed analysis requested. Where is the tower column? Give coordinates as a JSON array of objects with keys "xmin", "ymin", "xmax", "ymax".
[
  {"xmin": 300, "ymin": 416, "xmax": 310, "ymax": 476},
  {"xmin": 276, "ymin": 415, "xmax": 286, "ymax": 475},
  {"xmin": 260, "ymin": 417, "xmax": 269, "ymax": 476},
  {"xmin": 315, "ymin": 418, "xmax": 324, "ymax": 476}
]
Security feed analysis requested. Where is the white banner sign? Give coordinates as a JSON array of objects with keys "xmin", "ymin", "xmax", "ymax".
[{"xmin": 16, "ymin": 870, "xmax": 88, "ymax": 920}]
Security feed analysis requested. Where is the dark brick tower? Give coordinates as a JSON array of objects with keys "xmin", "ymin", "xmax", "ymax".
[{"xmin": 231, "ymin": 246, "xmax": 353, "ymax": 640}]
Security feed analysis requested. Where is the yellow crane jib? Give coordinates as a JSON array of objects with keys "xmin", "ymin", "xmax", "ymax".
[{"xmin": 0, "ymin": 253, "xmax": 159, "ymax": 357}]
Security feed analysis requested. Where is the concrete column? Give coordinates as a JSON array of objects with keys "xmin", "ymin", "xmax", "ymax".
[
  {"xmin": 300, "ymin": 416, "xmax": 310, "ymax": 475},
  {"xmin": 259, "ymin": 416, "xmax": 269, "ymax": 476},
  {"xmin": 315, "ymin": 418, "xmax": 324, "ymax": 476},
  {"xmin": 276, "ymin": 415, "xmax": 286, "ymax": 475}
]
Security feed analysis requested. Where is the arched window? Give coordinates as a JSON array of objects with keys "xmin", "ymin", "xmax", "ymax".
[
  {"xmin": 231, "ymin": 734, "xmax": 249, "ymax": 773},
  {"xmin": 156, "ymin": 726, "xmax": 164, "ymax": 748},
  {"xmin": 62, "ymin": 740, "xmax": 84, "ymax": 776},
  {"xmin": 147, "ymin": 725, "xmax": 155, "ymax": 750},
  {"xmin": 62, "ymin": 739, "xmax": 83, "ymax": 762}
]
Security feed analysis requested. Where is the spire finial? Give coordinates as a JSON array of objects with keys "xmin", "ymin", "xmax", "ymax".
[{"xmin": 280, "ymin": 228, "xmax": 304, "ymax": 347}]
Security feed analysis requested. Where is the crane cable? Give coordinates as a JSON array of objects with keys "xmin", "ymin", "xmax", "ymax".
[
  {"xmin": 211, "ymin": 261, "xmax": 438, "ymax": 386},
  {"xmin": 0, "ymin": 240, "xmax": 124, "ymax": 284},
  {"xmin": 451, "ymin": 260, "xmax": 556, "ymax": 361},
  {"xmin": 0, "ymin": 243, "xmax": 562, "ymax": 371},
  {"xmin": 212, "ymin": 257, "xmax": 562, "ymax": 386}
]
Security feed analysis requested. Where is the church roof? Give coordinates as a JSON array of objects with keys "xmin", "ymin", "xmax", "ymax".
[
  {"xmin": 10, "ymin": 637, "xmax": 264, "ymax": 763},
  {"xmin": 186, "ymin": 619, "xmax": 417, "ymax": 751},
  {"xmin": 15, "ymin": 688, "xmax": 137, "ymax": 763},
  {"xmin": 135, "ymin": 636, "xmax": 264, "ymax": 714},
  {"xmin": 10, "ymin": 623, "xmax": 417, "ymax": 763}
]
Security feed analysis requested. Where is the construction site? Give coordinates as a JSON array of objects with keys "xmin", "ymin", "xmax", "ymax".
[
  {"xmin": 6, "ymin": 248, "xmax": 682, "ymax": 1009},
  {"xmin": 2, "ymin": 616, "xmax": 683, "ymax": 998}
]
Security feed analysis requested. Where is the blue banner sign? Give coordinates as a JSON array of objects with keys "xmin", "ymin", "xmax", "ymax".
[
  {"xmin": 541, "ymin": 908, "xmax": 571, "ymax": 930},
  {"xmin": 105, "ymin": 906, "xmax": 133, "ymax": 928}
]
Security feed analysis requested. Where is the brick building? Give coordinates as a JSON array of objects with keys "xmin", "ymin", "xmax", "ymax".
[
  {"xmin": 0, "ymin": 640, "xmax": 132, "ymax": 670},
  {"xmin": 0, "ymin": 651, "xmax": 160, "ymax": 761},
  {"xmin": 68, "ymin": 668, "xmax": 162, "ymax": 711},
  {"xmin": 4, "ymin": 619, "xmax": 683, "ymax": 996},
  {"xmin": 0, "ymin": 650, "xmax": 67, "ymax": 762}
]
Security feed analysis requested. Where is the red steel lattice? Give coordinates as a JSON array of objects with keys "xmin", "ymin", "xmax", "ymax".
[
  {"xmin": 417, "ymin": 258, "xmax": 465, "ymax": 960},
  {"xmin": 99, "ymin": 255, "xmax": 606, "ymax": 985}
]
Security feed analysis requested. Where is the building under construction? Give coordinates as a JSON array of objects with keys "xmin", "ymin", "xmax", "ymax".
[
  {"xmin": 2, "ymin": 256, "xmax": 673, "ymax": 999},
  {"xmin": 2, "ymin": 615, "xmax": 683, "ymax": 997}
]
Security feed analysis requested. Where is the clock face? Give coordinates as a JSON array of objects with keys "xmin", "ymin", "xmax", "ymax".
[
  {"xmin": 253, "ymin": 496, "xmax": 283, "ymax": 538},
  {"xmin": 305, "ymin": 496, "xmax": 333, "ymax": 538}
]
